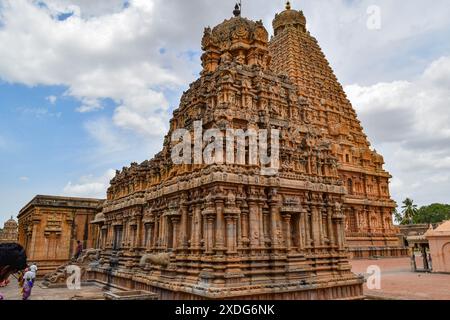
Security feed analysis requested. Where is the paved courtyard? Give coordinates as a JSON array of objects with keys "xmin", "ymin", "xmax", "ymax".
[
  {"xmin": 0, "ymin": 278, "xmax": 107, "ymax": 300},
  {"xmin": 1, "ymin": 257, "xmax": 449, "ymax": 300},
  {"xmin": 351, "ymin": 257, "xmax": 450, "ymax": 300}
]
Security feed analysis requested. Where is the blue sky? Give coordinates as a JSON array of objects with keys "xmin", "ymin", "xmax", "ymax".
[{"xmin": 1, "ymin": 0, "xmax": 450, "ymax": 223}]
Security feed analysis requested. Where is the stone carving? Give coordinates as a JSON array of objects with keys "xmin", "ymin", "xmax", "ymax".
[
  {"xmin": 139, "ymin": 254, "xmax": 171, "ymax": 268},
  {"xmin": 42, "ymin": 249, "xmax": 102, "ymax": 286}
]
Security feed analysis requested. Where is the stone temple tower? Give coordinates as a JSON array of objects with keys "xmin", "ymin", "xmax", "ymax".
[
  {"xmin": 269, "ymin": 2, "xmax": 407, "ymax": 258},
  {"xmin": 89, "ymin": 5, "xmax": 365, "ymax": 300}
]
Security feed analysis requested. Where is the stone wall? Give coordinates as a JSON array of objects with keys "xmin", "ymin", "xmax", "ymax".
[{"xmin": 17, "ymin": 195, "xmax": 103, "ymax": 274}]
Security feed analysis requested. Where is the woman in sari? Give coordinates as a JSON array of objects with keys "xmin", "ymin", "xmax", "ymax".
[{"xmin": 22, "ymin": 269, "xmax": 34, "ymax": 300}]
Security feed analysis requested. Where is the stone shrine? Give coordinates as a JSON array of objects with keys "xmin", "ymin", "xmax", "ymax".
[
  {"xmin": 88, "ymin": 4, "xmax": 366, "ymax": 300},
  {"xmin": 0, "ymin": 217, "xmax": 18, "ymax": 244},
  {"xmin": 17, "ymin": 195, "xmax": 103, "ymax": 274}
]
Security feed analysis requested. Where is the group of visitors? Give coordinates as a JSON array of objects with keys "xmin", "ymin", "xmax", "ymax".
[
  {"xmin": 0, "ymin": 243, "xmax": 37, "ymax": 300},
  {"xmin": 1, "ymin": 240, "xmax": 84, "ymax": 300},
  {"xmin": 0, "ymin": 243, "xmax": 27, "ymax": 300}
]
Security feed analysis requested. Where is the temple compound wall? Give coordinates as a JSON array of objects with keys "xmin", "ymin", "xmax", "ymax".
[
  {"xmin": 17, "ymin": 195, "xmax": 103, "ymax": 275},
  {"xmin": 268, "ymin": 3, "xmax": 406, "ymax": 258},
  {"xmin": 87, "ymin": 7, "xmax": 364, "ymax": 300}
]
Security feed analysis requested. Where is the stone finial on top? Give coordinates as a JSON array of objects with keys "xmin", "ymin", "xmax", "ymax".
[
  {"xmin": 286, "ymin": 1, "xmax": 291, "ymax": 10},
  {"xmin": 233, "ymin": 3, "xmax": 241, "ymax": 17},
  {"xmin": 273, "ymin": 1, "xmax": 307, "ymax": 35}
]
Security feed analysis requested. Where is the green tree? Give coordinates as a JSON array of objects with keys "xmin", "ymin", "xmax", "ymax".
[
  {"xmin": 413, "ymin": 203, "xmax": 450, "ymax": 224},
  {"xmin": 393, "ymin": 210, "xmax": 404, "ymax": 225},
  {"xmin": 400, "ymin": 198, "xmax": 418, "ymax": 225}
]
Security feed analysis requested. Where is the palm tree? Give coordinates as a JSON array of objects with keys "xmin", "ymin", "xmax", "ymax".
[{"xmin": 401, "ymin": 198, "xmax": 418, "ymax": 225}]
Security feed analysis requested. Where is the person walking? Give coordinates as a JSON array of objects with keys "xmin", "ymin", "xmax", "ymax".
[
  {"xmin": 22, "ymin": 269, "xmax": 35, "ymax": 300},
  {"xmin": 29, "ymin": 263, "xmax": 38, "ymax": 285}
]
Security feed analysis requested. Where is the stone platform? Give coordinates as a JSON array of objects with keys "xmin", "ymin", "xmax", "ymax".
[{"xmin": 2, "ymin": 257, "xmax": 449, "ymax": 300}]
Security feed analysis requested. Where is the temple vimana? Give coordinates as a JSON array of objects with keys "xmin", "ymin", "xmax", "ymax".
[
  {"xmin": 16, "ymin": 2, "xmax": 407, "ymax": 300},
  {"xmin": 0, "ymin": 217, "xmax": 18, "ymax": 244}
]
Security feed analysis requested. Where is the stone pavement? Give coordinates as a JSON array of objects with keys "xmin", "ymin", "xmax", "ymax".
[
  {"xmin": 1, "ymin": 258, "xmax": 449, "ymax": 300},
  {"xmin": 351, "ymin": 257, "xmax": 450, "ymax": 300},
  {"xmin": 0, "ymin": 277, "xmax": 107, "ymax": 300}
]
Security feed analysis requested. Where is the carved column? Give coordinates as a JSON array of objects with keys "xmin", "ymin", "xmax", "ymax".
[
  {"xmin": 333, "ymin": 204, "xmax": 346, "ymax": 249},
  {"xmin": 179, "ymin": 204, "xmax": 189, "ymax": 249},
  {"xmin": 153, "ymin": 214, "xmax": 159, "ymax": 249},
  {"xmin": 366, "ymin": 207, "xmax": 372, "ymax": 233},
  {"xmin": 269, "ymin": 197, "xmax": 283, "ymax": 248},
  {"xmin": 299, "ymin": 210, "xmax": 306, "ymax": 250},
  {"xmin": 240, "ymin": 203, "xmax": 249, "ymax": 245},
  {"xmin": 156, "ymin": 213, "xmax": 163, "ymax": 248},
  {"xmin": 145, "ymin": 222, "xmax": 153, "ymax": 249},
  {"xmin": 327, "ymin": 206, "xmax": 335, "ymax": 247},
  {"xmin": 225, "ymin": 215, "xmax": 238, "ymax": 254},
  {"xmin": 353, "ymin": 208, "xmax": 361, "ymax": 232},
  {"xmin": 282, "ymin": 213, "xmax": 292, "ymax": 252},
  {"xmin": 206, "ymin": 216, "xmax": 215, "ymax": 254},
  {"xmin": 215, "ymin": 200, "xmax": 225, "ymax": 251},
  {"xmin": 258, "ymin": 203, "xmax": 265, "ymax": 246},
  {"xmin": 171, "ymin": 216, "xmax": 180, "ymax": 250},
  {"xmin": 191, "ymin": 204, "xmax": 202, "ymax": 250},
  {"xmin": 136, "ymin": 214, "xmax": 143, "ymax": 249},
  {"xmin": 160, "ymin": 214, "xmax": 167, "ymax": 248},
  {"xmin": 380, "ymin": 207, "xmax": 387, "ymax": 233},
  {"xmin": 236, "ymin": 207, "xmax": 242, "ymax": 248},
  {"xmin": 248, "ymin": 200, "xmax": 260, "ymax": 248},
  {"xmin": 202, "ymin": 204, "xmax": 215, "ymax": 254},
  {"xmin": 318, "ymin": 206, "xmax": 325, "ymax": 246},
  {"xmin": 311, "ymin": 205, "xmax": 321, "ymax": 247},
  {"xmin": 305, "ymin": 210, "xmax": 312, "ymax": 248}
]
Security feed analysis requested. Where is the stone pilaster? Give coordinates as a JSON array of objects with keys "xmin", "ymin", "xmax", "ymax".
[
  {"xmin": 179, "ymin": 204, "xmax": 189, "ymax": 250},
  {"xmin": 311, "ymin": 205, "xmax": 321, "ymax": 248},
  {"xmin": 248, "ymin": 200, "xmax": 260, "ymax": 248},
  {"xmin": 191, "ymin": 204, "xmax": 202, "ymax": 250},
  {"xmin": 282, "ymin": 213, "xmax": 292, "ymax": 252},
  {"xmin": 327, "ymin": 206, "xmax": 335, "ymax": 247},
  {"xmin": 215, "ymin": 200, "xmax": 226, "ymax": 252},
  {"xmin": 171, "ymin": 216, "xmax": 180, "ymax": 251}
]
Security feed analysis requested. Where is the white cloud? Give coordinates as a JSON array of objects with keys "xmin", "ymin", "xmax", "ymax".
[
  {"xmin": 19, "ymin": 176, "xmax": 29, "ymax": 182},
  {"xmin": 1, "ymin": 0, "xmax": 449, "ymax": 141},
  {"xmin": 46, "ymin": 95, "xmax": 57, "ymax": 104},
  {"xmin": 63, "ymin": 169, "xmax": 115, "ymax": 198},
  {"xmin": 346, "ymin": 56, "xmax": 450, "ymax": 206},
  {"xmin": 0, "ymin": 0, "xmax": 196, "ymax": 139},
  {"xmin": 17, "ymin": 106, "xmax": 62, "ymax": 118},
  {"xmin": 76, "ymin": 97, "xmax": 103, "ymax": 113},
  {"xmin": 1, "ymin": 0, "xmax": 450, "ymax": 207}
]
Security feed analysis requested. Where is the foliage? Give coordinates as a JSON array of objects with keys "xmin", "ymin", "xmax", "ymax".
[
  {"xmin": 413, "ymin": 203, "xmax": 450, "ymax": 224},
  {"xmin": 394, "ymin": 199, "xmax": 450, "ymax": 225}
]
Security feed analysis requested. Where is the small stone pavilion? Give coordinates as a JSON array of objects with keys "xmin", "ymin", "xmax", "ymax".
[{"xmin": 426, "ymin": 221, "xmax": 450, "ymax": 273}]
